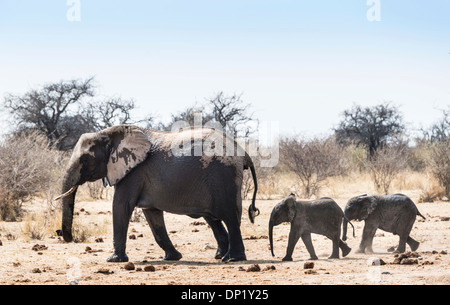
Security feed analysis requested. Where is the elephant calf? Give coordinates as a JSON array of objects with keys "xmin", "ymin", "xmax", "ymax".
[
  {"xmin": 343, "ymin": 194, "xmax": 426, "ymax": 254},
  {"xmin": 269, "ymin": 194, "xmax": 353, "ymax": 261}
]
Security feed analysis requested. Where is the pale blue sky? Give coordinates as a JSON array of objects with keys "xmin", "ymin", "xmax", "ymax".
[{"xmin": 0, "ymin": 1, "xmax": 449, "ymax": 137}]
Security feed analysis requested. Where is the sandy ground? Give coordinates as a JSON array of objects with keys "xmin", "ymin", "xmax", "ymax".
[{"xmin": 0, "ymin": 197, "xmax": 449, "ymax": 285}]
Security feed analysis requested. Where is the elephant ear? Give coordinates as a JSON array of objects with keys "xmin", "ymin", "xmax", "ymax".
[
  {"xmin": 286, "ymin": 194, "xmax": 297, "ymax": 221},
  {"xmin": 103, "ymin": 125, "xmax": 152, "ymax": 186},
  {"xmin": 358, "ymin": 196, "xmax": 377, "ymax": 220}
]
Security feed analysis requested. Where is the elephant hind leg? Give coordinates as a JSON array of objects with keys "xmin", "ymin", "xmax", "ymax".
[
  {"xmin": 142, "ymin": 209, "xmax": 182, "ymax": 261},
  {"xmin": 204, "ymin": 216, "xmax": 229, "ymax": 259},
  {"xmin": 328, "ymin": 236, "xmax": 340, "ymax": 259},
  {"xmin": 339, "ymin": 240, "xmax": 351, "ymax": 257},
  {"xmin": 221, "ymin": 216, "xmax": 246, "ymax": 262},
  {"xmin": 407, "ymin": 236, "xmax": 420, "ymax": 251}
]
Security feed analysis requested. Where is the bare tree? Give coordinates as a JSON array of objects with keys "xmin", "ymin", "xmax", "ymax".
[
  {"xmin": 160, "ymin": 105, "xmax": 214, "ymax": 131},
  {"xmin": 421, "ymin": 107, "xmax": 450, "ymax": 143},
  {"xmin": 206, "ymin": 92, "xmax": 256, "ymax": 138},
  {"xmin": 3, "ymin": 78, "xmax": 95, "ymax": 150},
  {"xmin": 84, "ymin": 97, "xmax": 136, "ymax": 130},
  {"xmin": 160, "ymin": 92, "xmax": 256, "ymax": 138},
  {"xmin": 3, "ymin": 78, "xmax": 139, "ymax": 150},
  {"xmin": 280, "ymin": 136, "xmax": 347, "ymax": 198},
  {"xmin": 335, "ymin": 103, "xmax": 405, "ymax": 157}
]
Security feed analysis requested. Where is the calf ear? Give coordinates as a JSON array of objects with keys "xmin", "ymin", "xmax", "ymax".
[
  {"xmin": 286, "ymin": 196, "xmax": 297, "ymax": 222},
  {"xmin": 103, "ymin": 125, "xmax": 152, "ymax": 186},
  {"xmin": 359, "ymin": 196, "xmax": 377, "ymax": 220}
]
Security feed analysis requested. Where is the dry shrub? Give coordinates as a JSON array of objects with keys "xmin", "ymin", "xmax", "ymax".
[
  {"xmin": 20, "ymin": 213, "xmax": 47, "ymax": 240},
  {"xmin": 280, "ymin": 136, "xmax": 347, "ymax": 198},
  {"xmin": 343, "ymin": 144, "xmax": 367, "ymax": 173},
  {"xmin": 86, "ymin": 181, "xmax": 106, "ymax": 200},
  {"xmin": 364, "ymin": 145, "xmax": 407, "ymax": 195},
  {"xmin": 428, "ymin": 139, "xmax": 450, "ymax": 199},
  {"xmin": 20, "ymin": 211, "xmax": 63, "ymax": 240},
  {"xmin": 71, "ymin": 221, "xmax": 92, "ymax": 243},
  {"xmin": 419, "ymin": 175, "xmax": 446, "ymax": 203},
  {"xmin": 0, "ymin": 131, "xmax": 66, "ymax": 221},
  {"xmin": 406, "ymin": 143, "xmax": 430, "ymax": 172},
  {"xmin": 242, "ymin": 153, "xmax": 278, "ymax": 200},
  {"xmin": 72, "ymin": 182, "xmax": 113, "ymax": 202},
  {"xmin": 71, "ymin": 218, "xmax": 108, "ymax": 243},
  {"xmin": 0, "ymin": 224, "xmax": 18, "ymax": 240}
]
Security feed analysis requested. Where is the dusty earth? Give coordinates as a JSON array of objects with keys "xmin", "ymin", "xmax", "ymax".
[{"xmin": 0, "ymin": 197, "xmax": 449, "ymax": 285}]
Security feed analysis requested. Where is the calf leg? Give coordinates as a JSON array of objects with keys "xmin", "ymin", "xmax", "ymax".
[
  {"xmin": 407, "ymin": 236, "xmax": 420, "ymax": 251},
  {"xmin": 339, "ymin": 240, "xmax": 352, "ymax": 257},
  {"xmin": 301, "ymin": 232, "xmax": 318, "ymax": 260},
  {"xmin": 283, "ymin": 228, "xmax": 301, "ymax": 261},
  {"xmin": 357, "ymin": 224, "xmax": 377, "ymax": 254},
  {"xmin": 328, "ymin": 236, "xmax": 340, "ymax": 259}
]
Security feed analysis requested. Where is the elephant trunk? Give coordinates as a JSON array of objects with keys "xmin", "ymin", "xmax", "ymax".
[
  {"xmin": 61, "ymin": 171, "xmax": 80, "ymax": 242},
  {"xmin": 269, "ymin": 219, "xmax": 275, "ymax": 257}
]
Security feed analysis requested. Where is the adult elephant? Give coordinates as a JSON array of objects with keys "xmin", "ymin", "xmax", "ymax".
[
  {"xmin": 56, "ymin": 125, "xmax": 259, "ymax": 263},
  {"xmin": 342, "ymin": 194, "xmax": 425, "ymax": 253}
]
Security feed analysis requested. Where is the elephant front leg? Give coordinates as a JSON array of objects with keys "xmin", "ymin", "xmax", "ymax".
[
  {"xmin": 107, "ymin": 198, "xmax": 134, "ymax": 263},
  {"xmin": 301, "ymin": 232, "xmax": 318, "ymax": 260},
  {"xmin": 282, "ymin": 228, "xmax": 301, "ymax": 261},
  {"xmin": 356, "ymin": 223, "xmax": 377, "ymax": 254},
  {"xmin": 143, "ymin": 209, "xmax": 182, "ymax": 261}
]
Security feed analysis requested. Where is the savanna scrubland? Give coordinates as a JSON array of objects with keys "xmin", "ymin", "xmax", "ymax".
[{"xmin": 0, "ymin": 79, "xmax": 449, "ymax": 285}]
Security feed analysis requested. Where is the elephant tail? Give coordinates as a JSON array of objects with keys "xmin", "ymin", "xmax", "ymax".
[
  {"xmin": 417, "ymin": 210, "xmax": 426, "ymax": 220},
  {"xmin": 245, "ymin": 154, "xmax": 259, "ymax": 224},
  {"xmin": 342, "ymin": 215, "xmax": 355, "ymax": 241}
]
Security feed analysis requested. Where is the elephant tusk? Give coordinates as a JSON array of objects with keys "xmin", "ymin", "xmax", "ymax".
[{"xmin": 54, "ymin": 186, "xmax": 78, "ymax": 201}]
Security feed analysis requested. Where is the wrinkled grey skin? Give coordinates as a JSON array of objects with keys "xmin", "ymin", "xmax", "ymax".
[
  {"xmin": 269, "ymin": 194, "xmax": 352, "ymax": 261},
  {"xmin": 60, "ymin": 125, "xmax": 258, "ymax": 263},
  {"xmin": 343, "ymin": 194, "xmax": 426, "ymax": 253}
]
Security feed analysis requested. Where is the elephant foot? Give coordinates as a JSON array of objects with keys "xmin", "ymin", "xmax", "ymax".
[
  {"xmin": 409, "ymin": 240, "xmax": 420, "ymax": 252},
  {"xmin": 355, "ymin": 248, "xmax": 365, "ymax": 254},
  {"xmin": 308, "ymin": 256, "xmax": 319, "ymax": 261},
  {"xmin": 221, "ymin": 251, "xmax": 246, "ymax": 262},
  {"xmin": 394, "ymin": 247, "xmax": 406, "ymax": 254},
  {"xmin": 282, "ymin": 256, "xmax": 293, "ymax": 262},
  {"xmin": 214, "ymin": 248, "xmax": 227, "ymax": 260},
  {"xmin": 226, "ymin": 255, "xmax": 247, "ymax": 262},
  {"xmin": 328, "ymin": 254, "xmax": 340, "ymax": 259},
  {"xmin": 341, "ymin": 245, "xmax": 352, "ymax": 257},
  {"xmin": 164, "ymin": 250, "xmax": 182, "ymax": 261},
  {"xmin": 106, "ymin": 252, "xmax": 129, "ymax": 263}
]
